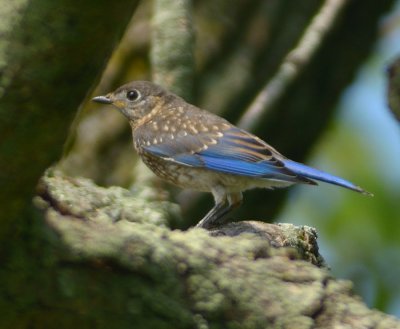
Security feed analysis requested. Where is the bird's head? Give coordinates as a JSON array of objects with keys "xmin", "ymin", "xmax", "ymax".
[{"xmin": 92, "ymin": 81, "xmax": 172, "ymax": 121}]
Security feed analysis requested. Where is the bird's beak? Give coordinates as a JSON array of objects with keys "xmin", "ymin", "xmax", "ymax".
[{"xmin": 92, "ymin": 95, "xmax": 113, "ymax": 104}]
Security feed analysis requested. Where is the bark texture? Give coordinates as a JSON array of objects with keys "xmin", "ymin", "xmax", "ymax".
[
  {"xmin": 2, "ymin": 171, "xmax": 397, "ymax": 329},
  {"xmin": 0, "ymin": 0, "xmax": 139, "ymax": 239}
]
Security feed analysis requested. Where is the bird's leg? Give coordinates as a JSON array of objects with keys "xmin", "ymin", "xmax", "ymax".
[
  {"xmin": 196, "ymin": 186, "xmax": 227, "ymax": 229},
  {"xmin": 196, "ymin": 188, "xmax": 243, "ymax": 229},
  {"xmin": 195, "ymin": 198, "xmax": 228, "ymax": 229},
  {"xmin": 213, "ymin": 191, "xmax": 243, "ymax": 226},
  {"xmin": 227, "ymin": 192, "xmax": 243, "ymax": 213}
]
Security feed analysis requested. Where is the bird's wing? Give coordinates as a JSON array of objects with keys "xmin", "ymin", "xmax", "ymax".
[{"xmin": 141, "ymin": 125, "xmax": 314, "ymax": 184}]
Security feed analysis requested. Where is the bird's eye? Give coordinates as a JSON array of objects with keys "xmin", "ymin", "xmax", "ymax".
[{"xmin": 126, "ymin": 90, "xmax": 140, "ymax": 101}]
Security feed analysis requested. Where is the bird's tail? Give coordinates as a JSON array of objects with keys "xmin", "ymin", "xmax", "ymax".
[{"xmin": 283, "ymin": 159, "xmax": 373, "ymax": 196}]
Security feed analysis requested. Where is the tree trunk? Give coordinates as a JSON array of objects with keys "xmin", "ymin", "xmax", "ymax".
[{"xmin": 0, "ymin": 0, "xmax": 139, "ymax": 240}]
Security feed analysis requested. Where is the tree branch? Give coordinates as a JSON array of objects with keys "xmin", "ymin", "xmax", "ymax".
[
  {"xmin": 238, "ymin": 0, "xmax": 348, "ymax": 130},
  {"xmin": 7, "ymin": 170, "xmax": 395, "ymax": 329},
  {"xmin": 387, "ymin": 55, "xmax": 400, "ymax": 122},
  {"xmin": 151, "ymin": 0, "xmax": 195, "ymax": 100}
]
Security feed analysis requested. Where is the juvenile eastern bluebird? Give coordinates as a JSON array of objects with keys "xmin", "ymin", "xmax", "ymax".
[{"xmin": 92, "ymin": 81, "xmax": 372, "ymax": 229}]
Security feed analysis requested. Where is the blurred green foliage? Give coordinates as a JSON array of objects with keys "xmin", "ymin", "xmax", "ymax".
[{"xmin": 280, "ymin": 119, "xmax": 400, "ymax": 315}]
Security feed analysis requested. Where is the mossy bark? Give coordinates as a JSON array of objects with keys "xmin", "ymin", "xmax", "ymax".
[
  {"xmin": 1, "ymin": 171, "xmax": 397, "ymax": 329},
  {"xmin": 0, "ymin": 0, "xmax": 139, "ymax": 240},
  {"xmin": 151, "ymin": 0, "xmax": 195, "ymax": 100}
]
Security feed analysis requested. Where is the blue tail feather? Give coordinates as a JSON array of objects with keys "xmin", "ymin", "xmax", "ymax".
[{"xmin": 283, "ymin": 160, "xmax": 372, "ymax": 196}]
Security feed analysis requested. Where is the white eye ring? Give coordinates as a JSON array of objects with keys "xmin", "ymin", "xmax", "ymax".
[{"xmin": 126, "ymin": 89, "xmax": 140, "ymax": 101}]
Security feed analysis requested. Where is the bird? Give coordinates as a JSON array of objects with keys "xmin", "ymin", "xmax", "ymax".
[{"xmin": 92, "ymin": 81, "xmax": 372, "ymax": 229}]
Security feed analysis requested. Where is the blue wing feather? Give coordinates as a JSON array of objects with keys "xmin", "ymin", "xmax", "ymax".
[
  {"xmin": 141, "ymin": 126, "xmax": 372, "ymax": 194},
  {"xmin": 198, "ymin": 156, "xmax": 294, "ymax": 179},
  {"xmin": 145, "ymin": 143, "xmax": 280, "ymax": 176},
  {"xmin": 143, "ymin": 127, "xmax": 308, "ymax": 183},
  {"xmin": 283, "ymin": 159, "xmax": 371, "ymax": 194}
]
